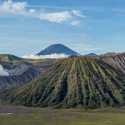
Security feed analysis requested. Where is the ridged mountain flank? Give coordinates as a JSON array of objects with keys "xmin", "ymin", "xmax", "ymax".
[
  {"xmin": 3, "ymin": 57, "xmax": 125, "ymax": 109},
  {"xmin": 101, "ymin": 53, "xmax": 125, "ymax": 74}
]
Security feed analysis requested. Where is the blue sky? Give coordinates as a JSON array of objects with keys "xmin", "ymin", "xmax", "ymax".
[{"xmin": 0, "ymin": 0, "xmax": 125, "ymax": 56}]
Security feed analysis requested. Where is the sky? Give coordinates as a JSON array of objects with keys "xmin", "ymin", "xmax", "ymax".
[{"xmin": 0, "ymin": 0, "xmax": 125, "ymax": 56}]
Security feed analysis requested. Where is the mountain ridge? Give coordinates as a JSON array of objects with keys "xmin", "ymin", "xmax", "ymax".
[
  {"xmin": 37, "ymin": 43, "xmax": 80, "ymax": 56},
  {"xmin": 0, "ymin": 54, "xmax": 22, "ymax": 62}
]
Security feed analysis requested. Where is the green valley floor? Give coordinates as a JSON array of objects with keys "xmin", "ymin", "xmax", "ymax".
[{"xmin": 0, "ymin": 105, "xmax": 125, "ymax": 125}]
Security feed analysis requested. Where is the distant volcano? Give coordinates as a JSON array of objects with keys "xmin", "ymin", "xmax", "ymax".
[
  {"xmin": 85, "ymin": 53, "xmax": 97, "ymax": 57},
  {"xmin": 37, "ymin": 44, "xmax": 80, "ymax": 56}
]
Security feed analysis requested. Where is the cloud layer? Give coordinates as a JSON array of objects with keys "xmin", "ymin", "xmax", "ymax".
[
  {"xmin": 23, "ymin": 54, "xmax": 69, "ymax": 59},
  {"xmin": 0, "ymin": 0, "xmax": 85, "ymax": 26}
]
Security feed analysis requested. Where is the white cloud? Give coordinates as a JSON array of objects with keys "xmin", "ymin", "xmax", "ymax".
[
  {"xmin": 72, "ymin": 10, "xmax": 86, "ymax": 18},
  {"xmin": 39, "ymin": 11, "xmax": 72, "ymax": 23},
  {"xmin": 71, "ymin": 20, "xmax": 80, "ymax": 26},
  {"xmin": 0, "ymin": 65, "xmax": 9, "ymax": 76},
  {"xmin": 0, "ymin": 0, "xmax": 27, "ymax": 14},
  {"xmin": 0, "ymin": 0, "xmax": 84, "ymax": 25},
  {"xmin": 23, "ymin": 54, "xmax": 69, "ymax": 59}
]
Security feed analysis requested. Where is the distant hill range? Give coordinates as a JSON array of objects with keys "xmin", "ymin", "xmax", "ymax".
[
  {"xmin": 37, "ymin": 44, "xmax": 80, "ymax": 56},
  {"xmin": 0, "ymin": 54, "xmax": 22, "ymax": 62}
]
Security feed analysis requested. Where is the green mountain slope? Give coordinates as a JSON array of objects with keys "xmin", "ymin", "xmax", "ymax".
[
  {"xmin": 3, "ymin": 57, "xmax": 125, "ymax": 109},
  {"xmin": 0, "ymin": 54, "xmax": 22, "ymax": 62}
]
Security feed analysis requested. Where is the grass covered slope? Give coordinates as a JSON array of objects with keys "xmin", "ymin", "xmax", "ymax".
[{"xmin": 4, "ymin": 57, "xmax": 125, "ymax": 108}]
